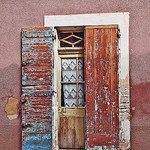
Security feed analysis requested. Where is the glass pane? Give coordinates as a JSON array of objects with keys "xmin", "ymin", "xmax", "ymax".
[
  {"xmin": 61, "ymin": 58, "xmax": 76, "ymax": 82},
  {"xmin": 66, "ymin": 36, "xmax": 79, "ymax": 43},
  {"xmin": 60, "ymin": 41, "xmax": 72, "ymax": 47},
  {"xmin": 61, "ymin": 84, "xmax": 77, "ymax": 107},
  {"xmin": 74, "ymin": 32, "xmax": 84, "ymax": 38},
  {"xmin": 60, "ymin": 32, "xmax": 71, "ymax": 39},
  {"xmin": 78, "ymin": 58, "xmax": 84, "ymax": 81},
  {"xmin": 74, "ymin": 40, "xmax": 84, "ymax": 47},
  {"xmin": 78, "ymin": 84, "xmax": 85, "ymax": 107}
]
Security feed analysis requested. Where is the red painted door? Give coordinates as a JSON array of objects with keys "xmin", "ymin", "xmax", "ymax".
[{"xmin": 85, "ymin": 26, "xmax": 119, "ymax": 149}]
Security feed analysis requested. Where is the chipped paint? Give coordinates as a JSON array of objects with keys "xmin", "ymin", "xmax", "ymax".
[
  {"xmin": 5, "ymin": 97, "xmax": 18, "ymax": 120},
  {"xmin": 87, "ymin": 145, "xmax": 119, "ymax": 150},
  {"xmin": 85, "ymin": 26, "xmax": 119, "ymax": 149},
  {"xmin": 22, "ymin": 134, "xmax": 52, "ymax": 150},
  {"xmin": 45, "ymin": 13, "xmax": 130, "ymax": 149},
  {"xmin": 52, "ymin": 29, "xmax": 59, "ymax": 150},
  {"xmin": 21, "ymin": 27, "xmax": 53, "ymax": 149},
  {"xmin": 119, "ymin": 76, "xmax": 130, "ymax": 150}
]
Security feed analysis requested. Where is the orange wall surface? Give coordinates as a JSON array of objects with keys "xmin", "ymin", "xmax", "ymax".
[{"xmin": 0, "ymin": 0, "xmax": 150, "ymax": 149}]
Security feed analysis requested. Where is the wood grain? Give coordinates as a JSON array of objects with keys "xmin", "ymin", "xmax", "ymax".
[
  {"xmin": 59, "ymin": 117, "xmax": 84, "ymax": 149},
  {"xmin": 85, "ymin": 26, "xmax": 119, "ymax": 148}
]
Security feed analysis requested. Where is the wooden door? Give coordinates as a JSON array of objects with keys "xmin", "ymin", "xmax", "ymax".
[
  {"xmin": 21, "ymin": 27, "xmax": 53, "ymax": 149},
  {"xmin": 58, "ymin": 54, "xmax": 85, "ymax": 150},
  {"xmin": 85, "ymin": 26, "xmax": 119, "ymax": 149}
]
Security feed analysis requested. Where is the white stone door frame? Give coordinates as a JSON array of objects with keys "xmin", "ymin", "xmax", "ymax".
[{"xmin": 44, "ymin": 12, "xmax": 130, "ymax": 150}]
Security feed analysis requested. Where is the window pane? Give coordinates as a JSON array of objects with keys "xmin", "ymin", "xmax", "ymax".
[
  {"xmin": 60, "ymin": 32, "xmax": 71, "ymax": 39},
  {"xmin": 74, "ymin": 32, "xmax": 84, "ymax": 38},
  {"xmin": 74, "ymin": 40, "xmax": 84, "ymax": 47},
  {"xmin": 61, "ymin": 58, "xmax": 76, "ymax": 82},
  {"xmin": 61, "ymin": 84, "xmax": 77, "ymax": 107},
  {"xmin": 66, "ymin": 36, "xmax": 79, "ymax": 43},
  {"xmin": 78, "ymin": 83, "xmax": 85, "ymax": 107},
  {"xmin": 78, "ymin": 58, "xmax": 84, "ymax": 81},
  {"xmin": 60, "ymin": 41, "xmax": 72, "ymax": 47}
]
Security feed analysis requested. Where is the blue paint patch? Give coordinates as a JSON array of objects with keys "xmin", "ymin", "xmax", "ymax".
[
  {"xmin": 22, "ymin": 134, "xmax": 52, "ymax": 150},
  {"xmin": 22, "ymin": 81, "xmax": 26, "ymax": 85},
  {"xmin": 23, "ymin": 76, "xmax": 28, "ymax": 81}
]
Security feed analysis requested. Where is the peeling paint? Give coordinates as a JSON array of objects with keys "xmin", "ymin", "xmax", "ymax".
[
  {"xmin": 21, "ymin": 27, "xmax": 53, "ymax": 149},
  {"xmin": 85, "ymin": 26, "xmax": 119, "ymax": 149},
  {"xmin": 46, "ymin": 13, "xmax": 130, "ymax": 149},
  {"xmin": 22, "ymin": 134, "xmax": 52, "ymax": 150},
  {"xmin": 87, "ymin": 145, "xmax": 119, "ymax": 150},
  {"xmin": 119, "ymin": 75, "xmax": 130, "ymax": 150},
  {"xmin": 5, "ymin": 97, "xmax": 18, "ymax": 120}
]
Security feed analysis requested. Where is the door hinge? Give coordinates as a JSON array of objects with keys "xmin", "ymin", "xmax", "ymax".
[
  {"xmin": 22, "ymin": 121, "xmax": 32, "ymax": 128},
  {"xmin": 22, "ymin": 61, "xmax": 28, "ymax": 66},
  {"xmin": 52, "ymin": 33, "xmax": 56, "ymax": 40},
  {"xmin": 117, "ymin": 28, "xmax": 121, "ymax": 38}
]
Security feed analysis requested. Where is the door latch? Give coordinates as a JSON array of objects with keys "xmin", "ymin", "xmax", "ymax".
[{"xmin": 58, "ymin": 107, "xmax": 66, "ymax": 113}]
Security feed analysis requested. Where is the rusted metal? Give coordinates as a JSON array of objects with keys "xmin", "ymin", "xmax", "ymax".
[
  {"xmin": 52, "ymin": 34, "xmax": 56, "ymax": 40},
  {"xmin": 85, "ymin": 26, "xmax": 119, "ymax": 149},
  {"xmin": 22, "ymin": 122, "xmax": 32, "ymax": 128},
  {"xmin": 21, "ymin": 27, "xmax": 53, "ymax": 150},
  {"xmin": 117, "ymin": 28, "xmax": 121, "ymax": 38},
  {"xmin": 22, "ymin": 61, "xmax": 28, "ymax": 66}
]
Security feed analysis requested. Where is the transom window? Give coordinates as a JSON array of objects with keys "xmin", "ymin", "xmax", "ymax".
[{"xmin": 58, "ymin": 31, "xmax": 84, "ymax": 48}]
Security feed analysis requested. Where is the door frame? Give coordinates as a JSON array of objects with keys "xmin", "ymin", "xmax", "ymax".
[{"xmin": 44, "ymin": 12, "xmax": 130, "ymax": 150}]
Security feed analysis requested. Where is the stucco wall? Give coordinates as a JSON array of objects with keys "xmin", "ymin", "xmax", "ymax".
[{"xmin": 0, "ymin": 0, "xmax": 149, "ymax": 149}]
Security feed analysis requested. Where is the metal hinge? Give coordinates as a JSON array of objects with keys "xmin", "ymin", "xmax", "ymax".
[
  {"xmin": 49, "ymin": 31, "xmax": 56, "ymax": 40},
  {"xmin": 22, "ymin": 61, "xmax": 28, "ymax": 66},
  {"xmin": 52, "ymin": 30, "xmax": 56, "ymax": 40},
  {"xmin": 117, "ymin": 28, "xmax": 121, "ymax": 38},
  {"xmin": 22, "ymin": 121, "xmax": 32, "ymax": 128},
  {"xmin": 52, "ymin": 34, "xmax": 56, "ymax": 40}
]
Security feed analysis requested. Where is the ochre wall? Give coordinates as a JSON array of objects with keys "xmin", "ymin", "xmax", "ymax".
[{"xmin": 0, "ymin": 0, "xmax": 149, "ymax": 149}]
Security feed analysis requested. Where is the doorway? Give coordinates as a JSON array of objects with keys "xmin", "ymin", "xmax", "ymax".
[{"xmin": 58, "ymin": 30, "xmax": 85, "ymax": 149}]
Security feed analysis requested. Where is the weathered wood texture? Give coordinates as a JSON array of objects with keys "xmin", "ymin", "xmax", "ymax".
[
  {"xmin": 21, "ymin": 27, "xmax": 53, "ymax": 150},
  {"xmin": 59, "ymin": 116, "xmax": 85, "ymax": 149},
  {"xmin": 85, "ymin": 26, "xmax": 119, "ymax": 149}
]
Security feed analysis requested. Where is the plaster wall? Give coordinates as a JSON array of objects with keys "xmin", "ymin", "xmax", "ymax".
[{"xmin": 0, "ymin": 0, "xmax": 149, "ymax": 149}]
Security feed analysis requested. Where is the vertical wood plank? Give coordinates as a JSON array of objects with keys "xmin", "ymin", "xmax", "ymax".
[
  {"xmin": 59, "ymin": 117, "xmax": 84, "ymax": 149},
  {"xmin": 21, "ymin": 27, "xmax": 53, "ymax": 150},
  {"xmin": 85, "ymin": 28, "xmax": 95, "ymax": 134},
  {"xmin": 110, "ymin": 28, "xmax": 119, "ymax": 135},
  {"xmin": 74, "ymin": 117, "xmax": 84, "ymax": 148},
  {"xmin": 94, "ymin": 28, "xmax": 111, "ymax": 134}
]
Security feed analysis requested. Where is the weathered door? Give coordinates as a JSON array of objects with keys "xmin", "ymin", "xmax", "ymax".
[
  {"xmin": 21, "ymin": 27, "xmax": 53, "ymax": 150},
  {"xmin": 58, "ymin": 54, "xmax": 85, "ymax": 150},
  {"xmin": 85, "ymin": 26, "xmax": 119, "ymax": 149}
]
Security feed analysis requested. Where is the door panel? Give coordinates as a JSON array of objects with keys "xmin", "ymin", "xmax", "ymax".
[
  {"xmin": 59, "ymin": 116, "xmax": 85, "ymax": 149},
  {"xmin": 85, "ymin": 26, "xmax": 119, "ymax": 148},
  {"xmin": 58, "ymin": 55, "xmax": 85, "ymax": 150},
  {"xmin": 21, "ymin": 27, "xmax": 53, "ymax": 150}
]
